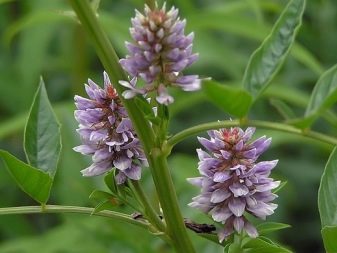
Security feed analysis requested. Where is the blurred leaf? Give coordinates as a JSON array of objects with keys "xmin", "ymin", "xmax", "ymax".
[
  {"xmin": 321, "ymin": 226, "xmax": 337, "ymax": 253},
  {"xmin": 256, "ymin": 222, "xmax": 290, "ymax": 235},
  {"xmin": 202, "ymin": 80, "xmax": 253, "ymax": 117},
  {"xmin": 24, "ymin": 78, "xmax": 61, "ymax": 176},
  {"xmin": 318, "ymin": 147, "xmax": 337, "ymax": 227},
  {"xmin": 243, "ymin": 0, "xmax": 305, "ymax": 98},
  {"xmin": 0, "ymin": 150, "xmax": 52, "ymax": 204},
  {"xmin": 0, "ymin": 0, "xmax": 15, "ymax": 4},
  {"xmin": 243, "ymin": 238, "xmax": 292, "ymax": 252},
  {"xmin": 4, "ymin": 10, "xmax": 71, "ymax": 45},
  {"xmin": 303, "ymin": 64, "xmax": 337, "ymax": 127},
  {"xmin": 269, "ymin": 99, "xmax": 296, "ymax": 120},
  {"xmin": 90, "ymin": 0, "xmax": 101, "ymax": 12}
]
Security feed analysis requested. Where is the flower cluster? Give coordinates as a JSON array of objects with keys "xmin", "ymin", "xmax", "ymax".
[
  {"xmin": 188, "ymin": 127, "xmax": 280, "ymax": 242},
  {"xmin": 119, "ymin": 3, "xmax": 200, "ymax": 105},
  {"xmin": 73, "ymin": 72, "xmax": 147, "ymax": 184}
]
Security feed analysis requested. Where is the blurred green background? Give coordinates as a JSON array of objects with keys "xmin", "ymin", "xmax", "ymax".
[{"xmin": 0, "ymin": 0, "xmax": 336, "ymax": 252}]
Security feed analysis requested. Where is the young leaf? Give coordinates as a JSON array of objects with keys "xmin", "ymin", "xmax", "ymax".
[
  {"xmin": 24, "ymin": 77, "xmax": 61, "ymax": 177},
  {"xmin": 104, "ymin": 171, "xmax": 118, "ymax": 195},
  {"xmin": 0, "ymin": 150, "xmax": 52, "ymax": 204},
  {"xmin": 321, "ymin": 226, "xmax": 337, "ymax": 253},
  {"xmin": 89, "ymin": 189, "xmax": 115, "ymax": 200},
  {"xmin": 304, "ymin": 64, "xmax": 337, "ymax": 127},
  {"xmin": 89, "ymin": 189, "xmax": 120, "ymax": 214},
  {"xmin": 202, "ymin": 80, "xmax": 253, "ymax": 117},
  {"xmin": 243, "ymin": 0, "xmax": 305, "ymax": 98},
  {"xmin": 256, "ymin": 222, "xmax": 291, "ymax": 235},
  {"xmin": 318, "ymin": 147, "xmax": 337, "ymax": 227},
  {"xmin": 243, "ymin": 238, "xmax": 292, "ymax": 253}
]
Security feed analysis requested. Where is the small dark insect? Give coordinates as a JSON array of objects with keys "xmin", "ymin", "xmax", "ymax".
[{"xmin": 184, "ymin": 218, "xmax": 216, "ymax": 234}]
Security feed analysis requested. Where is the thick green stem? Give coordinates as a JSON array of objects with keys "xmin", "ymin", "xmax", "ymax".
[
  {"xmin": 131, "ymin": 181, "xmax": 166, "ymax": 232},
  {"xmin": 150, "ymin": 148, "xmax": 196, "ymax": 253},
  {"xmin": 0, "ymin": 205, "xmax": 148, "ymax": 229},
  {"xmin": 167, "ymin": 119, "xmax": 337, "ymax": 147},
  {"xmin": 69, "ymin": 1, "xmax": 195, "ymax": 252}
]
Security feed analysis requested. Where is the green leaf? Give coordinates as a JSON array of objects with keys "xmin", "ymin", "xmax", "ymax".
[
  {"xmin": 228, "ymin": 243, "xmax": 242, "ymax": 253},
  {"xmin": 89, "ymin": 189, "xmax": 120, "ymax": 214},
  {"xmin": 92, "ymin": 200, "xmax": 117, "ymax": 214},
  {"xmin": 202, "ymin": 80, "xmax": 253, "ymax": 117},
  {"xmin": 256, "ymin": 222, "xmax": 290, "ymax": 235},
  {"xmin": 243, "ymin": 0, "xmax": 305, "ymax": 98},
  {"xmin": 318, "ymin": 147, "xmax": 337, "ymax": 227},
  {"xmin": 24, "ymin": 78, "xmax": 61, "ymax": 177},
  {"xmin": 89, "ymin": 190, "xmax": 115, "ymax": 200},
  {"xmin": 104, "ymin": 171, "xmax": 118, "ymax": 195},
  {"xmin": 303, "ymin": 64, "xmax": 337, "ymax": 127},
  {"xmin": 269, "ymin": 99, "xmax": 296, "ymax": 120},
  {"xmin": 0, "ymin": 150, "xmax": 52, "ymax": 204},
  {"xmin": 243, "ymin": 238, "xmax": 292, "ymax": 253},
  {"xmin": 321, "ymin": 226, "xmax": 337, "ymax": 253}
]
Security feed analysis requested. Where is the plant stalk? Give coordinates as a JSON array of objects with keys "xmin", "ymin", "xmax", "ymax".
[
  {"xmin": 0, "ymin": 205, "xmax": 148, "ymax": 229},
  {"xmin": 167, "ymin": 119, "xmax": 337, "ymax": 147},
  {"xmin": 68, "ymin": 1, "xmax": 195, "ymax": 252}
]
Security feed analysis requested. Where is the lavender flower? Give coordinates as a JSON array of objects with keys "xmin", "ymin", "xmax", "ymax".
[
  {"xmin": 119, "ymin": 3, "xmax": 200, "ymax": 105},
  {"xmin": 73, "ymin": 72, "xmax": 147, "ymax": 184},
  {"xmin": 188, "ymin": 127, "xmax": 280, "ymax": 242}
]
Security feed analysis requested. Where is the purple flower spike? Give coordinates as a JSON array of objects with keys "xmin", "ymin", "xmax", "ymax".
[
  {"xmin": 73, "ymin": 72, "xmax": 147, "ymax": 184},
  {"xmin": 119, "ymin": 3, "xmax": 201, "ymax": 105},
  {"xmin": 188, "ymin": 127, "xmax": 280, "ymax": 242}
]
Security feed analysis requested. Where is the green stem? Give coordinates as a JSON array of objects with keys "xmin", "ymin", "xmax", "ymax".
[
  {"xmin": 69, "ymin": 1, "xmax": 195, "ymax": 252},
  {"xmin": 150, "ymin": 148, "xmax": 196, "ymax": 253},
  {"xmin": 131, "ymin": 180, "xmax": 166, "ymax": 232},
  {"xmin": 167, "ymin": 119, "xmax": 337, "ymax": 147},
  {"xmin": 0, "ymin": 205, "xmax": 148, "ymax": 229}
]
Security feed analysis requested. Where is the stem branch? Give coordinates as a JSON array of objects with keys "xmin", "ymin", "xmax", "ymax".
[
  {"xmin": 167, "ymin": 119, "xmax": 337, "ymax": 147},
  {"xmin": 0, "ymin": 205, "xmax": 148, "ymax": 229},
  {"xmin": 131, "ymin": 180, "xmax": 166, "ymax": 232}
]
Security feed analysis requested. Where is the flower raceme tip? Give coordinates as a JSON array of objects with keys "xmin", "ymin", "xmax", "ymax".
[
  {"xmin": 73, "ymin": 72, "xmax": 148, "ymax": 184},
  {"xmin": 188, "ymin": 127, "xmax": 280, "ymax": 242},
  {"xmin": 119, "ymin": 3, "xmax": 201, "ymax": 105}
]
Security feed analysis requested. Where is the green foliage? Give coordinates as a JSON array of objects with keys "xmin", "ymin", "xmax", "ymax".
[
  {"xmin": 243, "ymin": 0, "xmax": 305, "ymax": 98},
  {"xmin": 304, "ymin": 64, "xmax": 337, "ymax": 126},
  {"xmin": 202, "ymin": 80, "xmax": 253, "ymax": 117},
  {"xmin": 321, "ymin": 226, "xmax": 337, "ymax": 253},
  {"xmin": 242, "ymin": 238, "xmax": 292, "ymax": 253},
  {"xmin": 24, "ymin": 78, "xmax": 61, "ymax": 176},
  {"xmin": 319, "ymin": 147, "xmax": 337, "ymax": 252},
  {"xmin": 0, "ymin": 78, "xmax": 61, "ymax": 204},
  {"xmin": 0, "ymin": 150, "xmax": 52, "ymax": 204},
  {"xmin": 269, "ymin": 99, "xmax": 296, "ymax": 120},
  {"xmin": 318, "ymin": 148, "xmax": 337, "ymax": 228},
  {"xmin": 256, "ymin": 222, "xmax": 291, "ymax": 235},
  {"xmin": 318, "ymin": 147, "xmax": 337, "ymax": 227}
]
